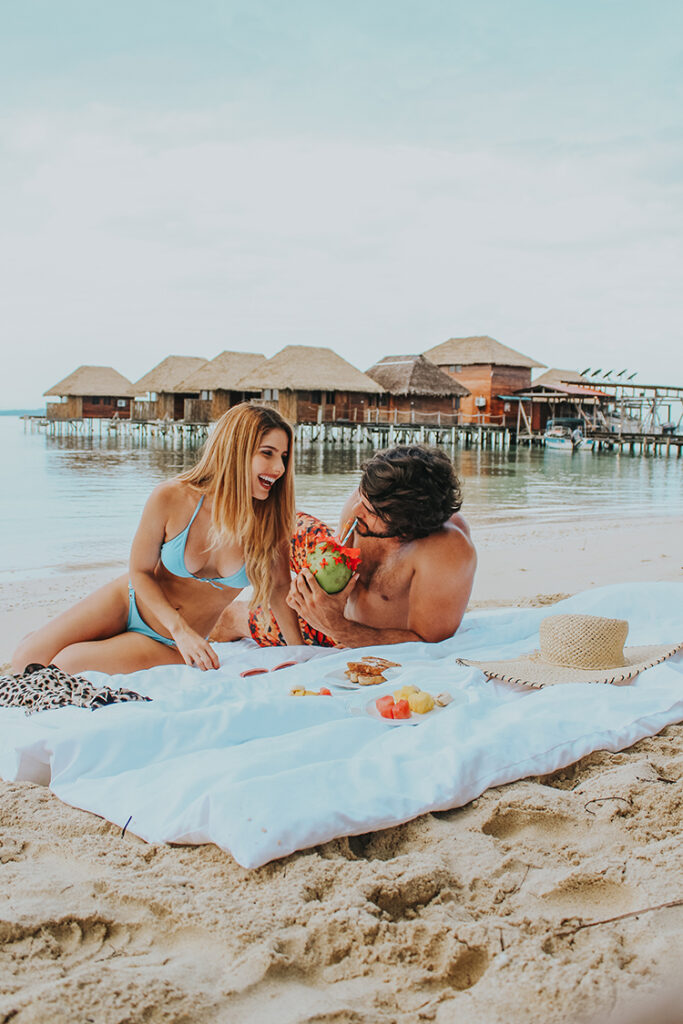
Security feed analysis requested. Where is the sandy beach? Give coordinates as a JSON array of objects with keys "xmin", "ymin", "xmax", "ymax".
[{"xmin": 1, "ymin": 512, "xmax": 682, "ymax": 1023}]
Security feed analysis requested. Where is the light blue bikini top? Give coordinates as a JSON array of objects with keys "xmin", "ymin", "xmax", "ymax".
[{"xmin": 160, "ymin": 495, "xmax": 249, "ymax": 589}]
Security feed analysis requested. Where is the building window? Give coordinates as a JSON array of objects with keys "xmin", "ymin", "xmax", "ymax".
[
  {"xmin": 116, "ymin": 399, "xmax": 127, "ymax": 408},
  {"xmin": 91, "ymin": 397, "xmax": 100, "ymax": 405},
  {"xmin": 200, "ymin": 390, "xmax": 211, "ymax": 400},
  {"xmin": 325, "ymin": 391, "xmax": 335, "ymax": 404},
  {"xmin": 263, "ymin": 388, "xmax": 279, "ymax": 401},
  {"xmin": 455, "ymin": 364, "xmax": 462, "ymax": 373}
]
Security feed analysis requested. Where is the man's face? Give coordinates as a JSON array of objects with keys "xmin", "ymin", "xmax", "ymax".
[{"xmin": 351, "ymin": 491, "xmax": 397, "ymax": 539}]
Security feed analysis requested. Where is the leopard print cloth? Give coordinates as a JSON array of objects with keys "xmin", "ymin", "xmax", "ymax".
[{"xmin": 0, "ymin": 664, "xmax": 151, "ymax": 716}]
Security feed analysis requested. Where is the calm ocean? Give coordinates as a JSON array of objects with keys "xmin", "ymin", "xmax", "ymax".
[{"xmin": 0, "ymin": 416, "xmax": 681, "ymax": 583}]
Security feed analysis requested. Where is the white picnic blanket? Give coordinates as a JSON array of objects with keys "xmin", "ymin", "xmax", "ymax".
[{"xmin": 1, "ymin": 582, "xmax": 682, "ymax": 869}]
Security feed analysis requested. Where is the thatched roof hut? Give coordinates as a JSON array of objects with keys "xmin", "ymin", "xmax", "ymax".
[
  {"xmin": 236, "ymin": 345, "xmax": 383, "ymax": 424},
  {"xmin": 180, "ymin": 351, "xmax": 266, "ymax": 392},
  {"xmin": 44, "ymin": 365, "xmax": 134, "ymax": 397},
  {"xmin": 132, "ymin": 355, "xmax": 208, "ymax": 395},
  {"xmin": 366, "ymin": 355, "xmax": 470, "ymax": 397},
  {"xmin": 424, "ymin": 336, "xmax": 545, "ymax": 369},
  {"xmin": 236, "ymin": 346, "xmax": 383, "ymax": 394},
  {"xmin": 44, "ymin": 365, "xmax": 135, "ymax": 420}
]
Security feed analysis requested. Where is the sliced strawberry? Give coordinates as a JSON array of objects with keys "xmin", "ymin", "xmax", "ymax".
[{"xmin": 319, "ymin": 687, "xmax": 332, "ymax": 696}]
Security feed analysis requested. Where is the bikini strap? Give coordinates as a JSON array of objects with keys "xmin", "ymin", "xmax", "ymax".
[{"xmin": 187, "ymin": 494, "xmax": 204, "ymax": 528}]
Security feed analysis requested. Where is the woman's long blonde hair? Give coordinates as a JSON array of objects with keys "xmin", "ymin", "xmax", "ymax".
[{"xmin": 179, "ymin": 403, "xmax": 295, "ymax": 607}]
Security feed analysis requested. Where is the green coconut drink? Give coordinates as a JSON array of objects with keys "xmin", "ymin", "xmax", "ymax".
[{"xmin": 307, "ymin": 538, "xmax": 361, "ymax": 594}]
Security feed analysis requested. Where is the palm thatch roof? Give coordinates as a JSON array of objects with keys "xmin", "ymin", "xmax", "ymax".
[
  {"xmin": 521, "ymin": 368, "xmax": 606, "ymax": 399},
  {"xmin": 366, "ymin": 355, "xmax": 470, "ymax": 397},
  {"xmin": 424, "ymin": 336, "xmax": 545, "ymax": 370},
  {"xmin": 44, "ymin": 366, "xmax": 134, "ymax": 397},
  {"xmin": 528, "ymin": 368, "xmax": 590, "ymax": 389},
  {"xmin": 132, "ymin": 355, "xmax": 209, "ymax": 395},
  {"xmin": 179, "ymin": 351, "xmax": 267, "ymax": 391},
  {"xmin": 236, "ymin": 346, "xmax": 384, "ymax": 393}
]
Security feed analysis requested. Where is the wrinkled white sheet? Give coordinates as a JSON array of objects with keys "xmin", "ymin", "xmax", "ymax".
[{"xmin": 1, "ymin": 582, "xmax": 682, "ymax": 868}]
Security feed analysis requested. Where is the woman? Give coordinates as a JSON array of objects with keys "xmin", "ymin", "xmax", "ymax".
[{"xmin": 12, "ymin": 404, "xmax": 303, "ymax": 675}]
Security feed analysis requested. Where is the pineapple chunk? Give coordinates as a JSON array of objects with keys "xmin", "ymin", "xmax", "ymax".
[
  {"xmin": 408, "ymin": 690, "xmax": 435, "ymax": 714},
  {"xmin": 393, "ymin": 684, "xmax": 420, "ymax": 701}
]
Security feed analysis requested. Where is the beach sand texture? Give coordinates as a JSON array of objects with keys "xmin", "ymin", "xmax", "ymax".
[{"xmin": 1, "ymin": 515, "xmax": 682, "ymax": 1022}]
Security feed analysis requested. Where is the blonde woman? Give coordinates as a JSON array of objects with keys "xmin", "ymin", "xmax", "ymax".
[{"xmin": 12, "ymin": 404, "xmax": 302, "ymax": 676}]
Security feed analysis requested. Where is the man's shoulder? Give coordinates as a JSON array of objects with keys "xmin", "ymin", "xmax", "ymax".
[{"xmin": 413, "ymin": 514, "xmax": 475, "ymax": 564}]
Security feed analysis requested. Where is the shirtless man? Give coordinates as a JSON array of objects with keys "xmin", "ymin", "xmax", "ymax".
[{"xmin": 213, "ymin": 444, "xmax": 476, "ymax": 648}]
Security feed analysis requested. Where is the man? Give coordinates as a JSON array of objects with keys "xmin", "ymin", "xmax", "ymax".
[{"xmin": 213, "ymin": 444, "xmax": 476, "ymax": 648}]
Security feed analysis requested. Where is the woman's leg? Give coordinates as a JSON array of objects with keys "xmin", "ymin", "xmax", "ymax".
[
  {"xmin": 12, "ymin": 574, "xmax": 131, "ymax": 673},
  {"xmin": 54, "ymin": 632, "xmax": 186, "ymax": 675}
]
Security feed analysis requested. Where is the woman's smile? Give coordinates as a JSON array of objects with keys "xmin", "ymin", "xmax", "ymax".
[{"xmin": 251, "ymin": 428, "xmax": 289, "ymax": 500}]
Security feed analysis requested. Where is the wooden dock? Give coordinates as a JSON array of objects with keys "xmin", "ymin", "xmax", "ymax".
[
  {"xmin": 26, "ymin": 416, "xmax": 512, "ymax": 450},
  {"xmin": 516, "ymin": 429, "xmax": 683, "ymax": 456},
  {"xmin": 24, "ymin": 415, "xmax": 682, "ymax": 455}
]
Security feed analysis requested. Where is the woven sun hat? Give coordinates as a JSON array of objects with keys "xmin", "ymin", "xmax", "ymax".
[{"xmin": 457, "ymin": 614, "xmax": 683, "ymax": 688}]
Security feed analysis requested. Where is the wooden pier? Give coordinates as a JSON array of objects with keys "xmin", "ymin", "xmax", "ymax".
[
  {"xmin": 24, "ymin": 414, "xmax": 682, "ymax": 455},
  {"xmin": 26, "ymin": 415, "xmax": 511, "ymax": 450},
  {"xmin": 516, "ymin": 429, "xmax": 682, "ymax": 457}
]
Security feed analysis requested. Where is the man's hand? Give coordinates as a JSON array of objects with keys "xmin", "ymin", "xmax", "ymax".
[{"xmin": 286, "ymin": 568, "xmax": 357, "ymax": 640}]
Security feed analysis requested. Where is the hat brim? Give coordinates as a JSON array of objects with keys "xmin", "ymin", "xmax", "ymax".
[{"xmin": 457, "ymin": 642, "xmax": 683, "ymax": 688}]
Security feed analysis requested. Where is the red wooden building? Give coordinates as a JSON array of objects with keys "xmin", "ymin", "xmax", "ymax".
[{"xmin": 423, "ymin": 336, "xmax": 545, "ymax": 425}]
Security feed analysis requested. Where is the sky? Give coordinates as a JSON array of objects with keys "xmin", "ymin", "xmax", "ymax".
[{"xmin": 2, "ymin": 0, "xmax": 682, "ymax": 408}]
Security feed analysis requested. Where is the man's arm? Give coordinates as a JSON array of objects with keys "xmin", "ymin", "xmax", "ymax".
[
  {"xmin": 286, "ymin": 571, "xmax": 423, "ymax": 647},
  {"xmin": 405, "ymin": 528, "xmax": 476, "ymax": 642},
  {"xmin": 287, "ymin": 525, "xmax": 476, "ymax": 647}
]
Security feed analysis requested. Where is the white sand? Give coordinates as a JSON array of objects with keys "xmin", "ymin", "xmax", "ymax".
[{"xmin": 1, "ymin": 512, "xmax": 682, "ymax": 1022}]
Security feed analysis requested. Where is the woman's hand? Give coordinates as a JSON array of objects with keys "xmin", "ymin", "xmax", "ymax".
[{"xmin": 172, "ymin": 623, "xmax": 220, "ymax": 671}]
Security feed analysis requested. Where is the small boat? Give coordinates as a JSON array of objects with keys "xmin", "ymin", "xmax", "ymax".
[{"xmin": 544, "ymin": 418, "xmax": 594, "ymax": 452}]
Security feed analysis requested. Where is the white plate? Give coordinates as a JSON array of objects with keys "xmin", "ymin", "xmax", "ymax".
[
  {"xmin": 322, "ymin": 664, "xmax": 404, "ymax": 690},
  {"xmin": 364, "ymin": 689, "xmax": 469, "ymax": 726}
]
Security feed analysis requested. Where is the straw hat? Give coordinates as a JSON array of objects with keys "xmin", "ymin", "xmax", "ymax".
[{"xmin": 458, "ymin": 614, "xmax": 682, "ymax": 687}]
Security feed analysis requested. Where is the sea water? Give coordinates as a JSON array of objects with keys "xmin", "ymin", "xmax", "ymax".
[{"xmin": 0, "ymin": 416, "xmax": 680, "ymax": 582}]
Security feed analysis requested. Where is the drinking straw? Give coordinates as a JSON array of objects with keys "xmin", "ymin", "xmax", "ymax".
[{"xmin": 340, "ymin": 518, "xmax": 358, "ymax": 545}]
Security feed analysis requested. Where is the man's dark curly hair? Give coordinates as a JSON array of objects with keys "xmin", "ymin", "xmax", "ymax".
[{"xmin": 359, "ymin": 445, "xmax": 462, "ymax": 540}]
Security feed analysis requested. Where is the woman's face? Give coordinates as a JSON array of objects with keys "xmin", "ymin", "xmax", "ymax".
[{"xmin": 251, "ymin": 428, "xmax": 290, "ymax": 500}]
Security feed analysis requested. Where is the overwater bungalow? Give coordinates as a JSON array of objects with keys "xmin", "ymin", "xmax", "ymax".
[
  {"xmin": 513, "ymin": 368, "xmax": 609, "ymax": 434},
  {"xmin": 131, "ymin": 355, "xmax": 208, "ymax": 420},
  {"xmin": 179, "ymin": 351, "xmax": 267, "ymax": 422},
  {"xmin": 365, "ymin": 354, "xmax": 470, "ymax": 422},
  {"xmin": 235, "ymin": 345, "xmax": 384, "ymax": 423},
  {"xmin": 44, "ymin": 366, "xmax": 134, "ymax": 420},
  {"xmin": 423, "ymin": 336, "xmax": 545, "ymax": 425}
]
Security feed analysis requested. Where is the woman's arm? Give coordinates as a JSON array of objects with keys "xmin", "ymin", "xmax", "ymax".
[
  {"xmin": 128, "ymin": 483, "xmax": 219, "ymax": 670},
  {"xmin": 268, "ymin": 538, "xmax": 304, "ymax": 646}
]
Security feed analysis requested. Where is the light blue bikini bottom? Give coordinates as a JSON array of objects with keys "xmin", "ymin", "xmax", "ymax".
[{"xmin": 127, "ymin": 585, "xmax": 177, "ymax": 648}]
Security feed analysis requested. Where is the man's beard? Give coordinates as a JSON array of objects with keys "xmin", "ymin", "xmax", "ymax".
[{"xmin": 355, "ymin": 520, "xmax": 401, "ymax": 540}]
